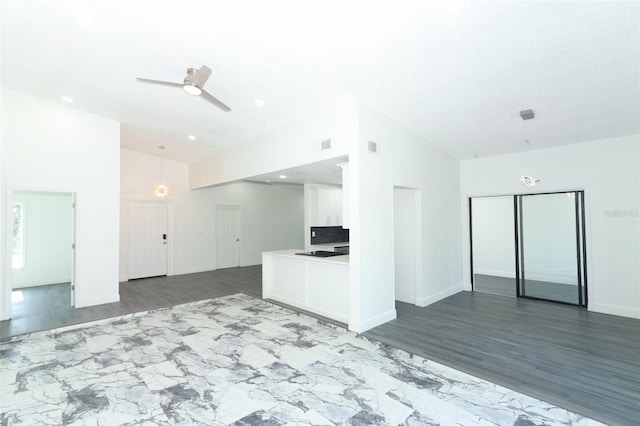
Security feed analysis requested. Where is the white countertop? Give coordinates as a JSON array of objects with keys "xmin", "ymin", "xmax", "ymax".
[{"xmin": 263, "ymin": 249, "xmax": 349, "ymax": 265}]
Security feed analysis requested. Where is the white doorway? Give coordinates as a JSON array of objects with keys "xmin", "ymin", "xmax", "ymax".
[
  {"xmin": 393, "ymin": 187, "xmax": 419, "ymax": 304},
  {"xmin": 128, "ymin": 202, "xmax": 168, "ymax": 279},
  {"xmin": 6, "ymin": 189, "xmax": 76, "ymax": 320},
  {"xmin": 216, "ymin": 205, "xmax": 241, "ymax": 269}
]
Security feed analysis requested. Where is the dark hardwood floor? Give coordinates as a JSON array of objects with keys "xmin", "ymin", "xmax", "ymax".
[
  {"xmin": 364, "ymin": 291, "xmax": 640, "ymax": 426},
  {"xmin": 0, "ymin": 266, "xmax": 262, "ymax": 338},
  {"xmin": 3, "ymin": 267, "xmax": 639, "ymax": 425}
]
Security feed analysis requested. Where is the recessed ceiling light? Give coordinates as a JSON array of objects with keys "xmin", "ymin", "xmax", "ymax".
[
  {"xmin": 61, "ymin": 96, "xmax": 74, "ymax": 103},
  {"xmin": 279, "ymin": 175, "xmax": 287, "ymax": 179},
  {"xmin": 254, "ymin": 99, "xmax": 265, "ymax": 107},
  {"xmin": 188, "ymin": 135, "xmax": 196, "ymax": 141}
]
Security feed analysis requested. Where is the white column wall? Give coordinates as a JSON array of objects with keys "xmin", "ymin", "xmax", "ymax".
[
  {"xmin": 348, "ymin": 102, "xmax": 462, "ymax": 332},
  {"xmin": 1, "ymin": 89, "xmax": 120, "ymax": 315},
  {"xmin": 460, "ymin": 134, "xmax": 640, "ymax": 319},
  {"xmin": 121, "ymin": 149, "xmax": 304, "ymax": 281}
]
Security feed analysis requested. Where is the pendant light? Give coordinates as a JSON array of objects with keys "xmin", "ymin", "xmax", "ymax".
[
  {"xmin": 153, "ymin": 145, "xmax": 171, "ymax": 199},
  {"xmin": 519, "ymin": 109, "xmax": 539, "ymax": 187}
]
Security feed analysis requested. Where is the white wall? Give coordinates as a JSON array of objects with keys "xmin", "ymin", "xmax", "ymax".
[
  {"xmin": 188, "ymin": 98, "xmax": 462, "ymax": 333},
  {"xmin": 121, "ymin": 149, "xmax": 304, "ymax": 281},
  {"xmin": 12, "ymin": 191, "xmax": 73, "ymax": 288},
  {"xmin": 348, "ymin": 102, "xmax": 461, "ymax": 332},
  {"xmin": 394, "ymin": 187, "xmax": 417, "ymax": 303},
  {"xmin": 0, "ymin": 36, "xmax": 5, "ymax": 318},
  {"xmin": 461, "ymin": 134, "xmax": 640, "ymax": 319},
  {"xmin": 1, "ymin": 89, "xmax": 120, "ymax": 318},
  {"xmin": 189, "ymin": 97, "xmax": 357, "ymax": 189}
]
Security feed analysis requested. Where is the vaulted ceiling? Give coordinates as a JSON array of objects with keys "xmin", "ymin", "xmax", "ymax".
[{"xmin": 2, "ymin": 1, "xmax": 639, "ymax": 164}]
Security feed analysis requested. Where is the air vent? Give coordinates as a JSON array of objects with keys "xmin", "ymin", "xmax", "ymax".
[
  {"xmin": 320, "ymin": 139, "xmax": 331, "ymax": 150},
  {"xmin": 520, "ymin": 109, "xmax": 535, "ymax": 120},
  {"xmin": 368, "ymin": 141, "xmax": 378, "ymax": 153}
]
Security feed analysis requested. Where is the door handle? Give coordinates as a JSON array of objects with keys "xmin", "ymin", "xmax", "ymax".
[{"xmin": 236, "ymin": 239, "xmax": 240, "ymax": 242}]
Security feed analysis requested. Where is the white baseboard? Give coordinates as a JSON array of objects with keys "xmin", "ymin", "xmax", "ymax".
[
  {"xmin": 75, "ymin": 293, "xmax": 120, "ymax": 308},
  {"xmin": 589, "ymin": 303, "xmax": 640, "ymax": 319},
  {"xmin": 415, "ymin": 285, "xmax": 462, "ymax": 307},
  {"xmin": 349, "ymin": 309, "xmax": 397, "ymax": 333}
]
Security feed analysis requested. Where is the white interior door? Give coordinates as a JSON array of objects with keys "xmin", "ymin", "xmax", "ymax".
[
  {"xmin": 216, "ymin": 205, "xmax": 241, "ymax": 269},
  {"xmin": 128, "ymin": 202, "xmax": 168, "ymax": 279}
]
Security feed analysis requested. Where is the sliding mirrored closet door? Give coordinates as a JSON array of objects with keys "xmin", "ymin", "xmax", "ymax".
[
  {"xmin": 470, "ymin": 196, "xmax": 517, "ymax": 297},
  {"xmin": 516, "ymin": 192, "xmax": 587, "ymax": 305},
  {"xmin": 471, "ymin": 191, "xmax": 587, "ymax": 307}
]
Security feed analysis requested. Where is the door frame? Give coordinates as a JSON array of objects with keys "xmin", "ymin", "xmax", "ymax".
[
  {"xmin": 468, "ymin": 189, "xmax": 589, "ymax": 308},
  {"xmin": 392, "ymin": 186, "xmax": 423, "ymax": 305},
  {"xmin": 2, "ymin": 187, "xmax": 77, "ymax": 320},
  {"xmin": 215, "ymin": 204, "xmax": 242, "ymax": 269},
  {"xmin": 121, "ymin": 199, "xmax": 175, "ymax": 281}
]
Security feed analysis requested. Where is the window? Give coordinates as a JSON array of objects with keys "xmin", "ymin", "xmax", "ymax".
[{"xmin": 12, "ymin": 203, "xmax": 24, "ymax": 269}]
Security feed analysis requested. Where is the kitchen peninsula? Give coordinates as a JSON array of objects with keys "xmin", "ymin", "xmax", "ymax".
[{"xmin": 262, "ymin": 249, "xmax": 349, "ymax": 323}]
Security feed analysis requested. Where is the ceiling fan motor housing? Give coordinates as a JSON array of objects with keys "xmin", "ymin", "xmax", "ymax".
[{"xmin": 184, "ymin": 68, "xmax": 198, "ymax": 86}]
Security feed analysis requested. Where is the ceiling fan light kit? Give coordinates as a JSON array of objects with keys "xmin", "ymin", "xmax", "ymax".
[
  {"xmin": 137, "ymin": 65, "xmax": 230, "ymax": 112},
  {"xmin": 183, "ymin": 84, "xmax": 202, "ymax": 96}
]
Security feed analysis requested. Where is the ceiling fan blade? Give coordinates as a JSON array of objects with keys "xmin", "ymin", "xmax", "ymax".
[
  {"xmin": 201, "ymin": 89, "xmax": 231, "ymax": 112},
  {"xmin": 194, "ymin": 66, "xmax": 212, "ymax": 86},
  {"xmin": 136, "ymin": 77, "xmax": 183, "ymax": 88}
]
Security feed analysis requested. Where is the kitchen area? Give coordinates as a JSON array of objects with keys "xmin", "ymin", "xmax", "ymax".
[{"xmin": 262, "ymin": 162, "xmax": 351, "ymax": 324}]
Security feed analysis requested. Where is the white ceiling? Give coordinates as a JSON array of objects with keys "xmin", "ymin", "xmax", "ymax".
[{"xmin": 2, "ymin": 1, "xmax": 639, "ymax": 168}]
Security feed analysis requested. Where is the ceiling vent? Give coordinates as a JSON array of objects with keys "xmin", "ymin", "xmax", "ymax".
[
  {"xmin": 320, "ymin": 139, "xmax": 331, "ymax": 150},
  {"xmin": 520, "ymin": 109, "xmax": 535, "ymax": 120},
  {"xmin": 368, "ymin": 141, "xmax": 378, "ymax": 153}
]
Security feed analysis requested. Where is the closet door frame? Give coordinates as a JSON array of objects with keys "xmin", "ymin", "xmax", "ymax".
[{"xmin": 470, "ymin": 190, "xmax": 588, "ymax": 308}]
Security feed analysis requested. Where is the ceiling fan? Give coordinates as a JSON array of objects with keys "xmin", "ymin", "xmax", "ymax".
[{"xmin": 136, "ymin": 65, "xmax": 231, "ymax": 112}]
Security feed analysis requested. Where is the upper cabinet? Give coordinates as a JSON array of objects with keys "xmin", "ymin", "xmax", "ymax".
[
  {"xmin": 306, "ymin": 185, "xmax": 342, "ymax": 227},
  {"xmin": 305, "ymin": 162, "xmax": 350, "ymax": 230},
  {"xmin": 314, "ymin": 187, "xmax": 342, "ymax": 226}
]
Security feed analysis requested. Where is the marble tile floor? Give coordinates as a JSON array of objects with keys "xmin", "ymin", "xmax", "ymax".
[{"xmin": 0, "ymin": 293, "xmax": 602, "ymax": 426}]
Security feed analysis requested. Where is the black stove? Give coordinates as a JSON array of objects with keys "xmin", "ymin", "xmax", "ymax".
[{"xmin": 295, "ymin": 251, "xmax": 346, "ymax": 258}]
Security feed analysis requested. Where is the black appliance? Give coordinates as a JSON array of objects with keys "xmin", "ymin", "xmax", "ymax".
[{"xmin": 295, "ymin": 251, "xmax": 346, "ymax": 258}]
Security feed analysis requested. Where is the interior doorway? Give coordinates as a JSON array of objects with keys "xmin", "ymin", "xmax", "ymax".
[
  {"xmin": 470, "ymin": 191, "xmax": 587, "ymax": 306},
  {"xmin": 216, "ymin": 205, "xmax": 241, "ymax": 269},
  {"xmin": 10, "ymin": 190, "xmax": 76, "ymax": 321},
  {"xmin": 393, "ymin": 187, "xmax": 419, "ymax": 304}
]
